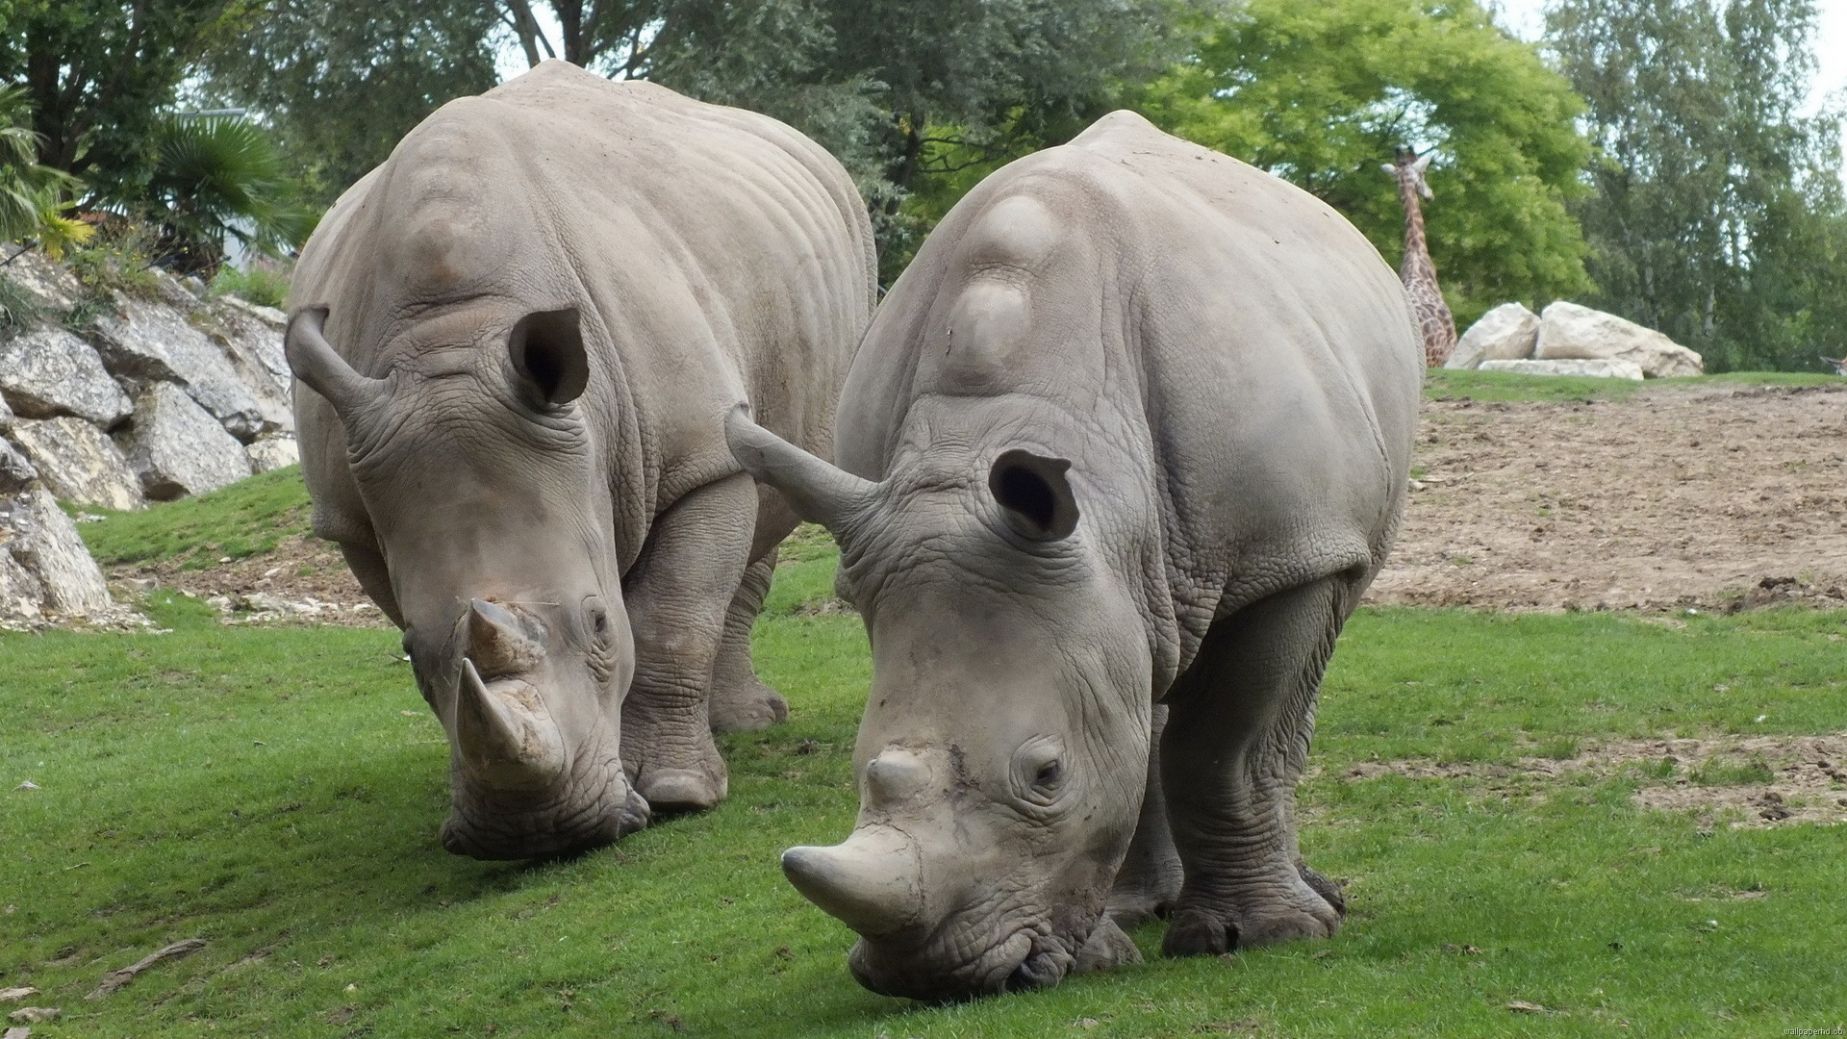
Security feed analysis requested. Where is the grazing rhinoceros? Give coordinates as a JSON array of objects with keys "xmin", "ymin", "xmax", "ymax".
[
  {"xmin": 727, "ymin": 111, "xmax": 1419, "ymax": 998},
  {"xmin": 286, "ymin": 61, "xmax": 875, "ymax": 859}
]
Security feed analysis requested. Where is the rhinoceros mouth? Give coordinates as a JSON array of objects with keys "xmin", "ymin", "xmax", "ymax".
[
  {"xmin": 846, "ymin": 917, "xmax": 1076, "ymax": 1001},
  {"xmin": 440, "ymin": 752, "xmax": 647, "ymax": 859}
]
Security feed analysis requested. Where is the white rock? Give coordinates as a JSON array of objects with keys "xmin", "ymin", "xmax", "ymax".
[
  {"xmin": 0, "ymin": 438, "xmax": 36, "ymax": 493},
  {"xmin": 1478, "ymin": 358, "xmax": 1645, "ymax": 380},
  {"xmin": 0, "ymin": 546, "xmax": 45, "ymax": 622},
  {"xmin": 0, "ymin": 247, "xmax": 84, "ymax": 310},
  {"xmin": 6, "ymin": 418, "xmax": 144, "ymax": 510},
  {"xmin": 117, "ymin": 383, "xmax": 253, "ymax": 500},
  {"xmin": 1535, "ymin": 301, "xmax": 1703, "ymax": 377},
  {"xmin": 0, "ymin": 326, "xmax": 133, "ymax": 426},
  {"xmin": 0, "ymin": 485, "xmax": 114, "ymax": 619},
  {"xmin": 0, "ymin": 394, "xmax": 13, "ymax": 431},
  {"xmin": 89, "ymin": 293, "xmax": 281, "ymax": 440},
  {"xmin": 245, "ymin": 434, "xmax": 299, "ymax": 473},
  {"xmin": 1447, "ymin": 303, "xmax": 1540, "ymax": 370},
  {"xmin": 200, "ymin": 298, "xmax": 293, "ymax": 427}
]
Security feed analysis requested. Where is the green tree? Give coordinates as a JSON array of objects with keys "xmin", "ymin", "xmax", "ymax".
[
  {"xmin": 145, "ymin": 115, "xmax": 315, "ymax": 276},
  {"xmin": 0, "ymin": 0, "xmax": 246, "ymax": 201},
  {"xmin": 1139, "ymin": 0, "xmax": 1593, "ymax": 327},
  {"xmin": 0, "ymin": 84, "xmax": 91, "ymax": 257},
  {"xmin": 1549, "ymin": 0, "xmax": 1847, "ymax": 370}
]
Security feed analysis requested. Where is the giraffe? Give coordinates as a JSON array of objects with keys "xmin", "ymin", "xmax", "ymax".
[{"xmin": 1382, "ymin": 146, "xmax": 1457, "ymax": 367}]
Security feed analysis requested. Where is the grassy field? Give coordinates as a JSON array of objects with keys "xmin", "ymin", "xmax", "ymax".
[
  {"xmin": 1422, "ymin": 367, "xmax": 1839, "ymax": 402},
  {"xmin": 5, "ymin": 371, "xmax": 1843, "ymax": 1037}
]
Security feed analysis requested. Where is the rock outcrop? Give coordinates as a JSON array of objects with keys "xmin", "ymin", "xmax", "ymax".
[
  {"xmin": 1446, "ymin": 303, "xmax": 1540, "ymax": 370},
  {"xmin": 119, "ymin": 383, "xmax": 254, "ymax": 500},
  {"xmin": 0, "ymin": 326, "xmax": 134, "ymax": 426},
  {"xmin": 1534, "ymin": 301, "xmax": 1704, "ymax": 378},
  {"xmin": 91, "ymin": 293, "xmax": 279, "ymax": 440},
  {"xmin": 7, "ymin": 417, "xmax": 144, "ymax": 510},
  {"xmin": 0, "ymin": 485, "xmax": 121, "ymax": 626},
  {"xmin": 1478, "ymin": 358, "xmax": 1646, "ymax": 380}
]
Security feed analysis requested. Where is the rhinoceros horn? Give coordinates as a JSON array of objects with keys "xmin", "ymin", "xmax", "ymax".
[
  {"xmin": 285, "ymin": 305, "xmax": 387, "ymax": 418},
  {"xmin": 781, "ymin": 826, "xmax": 925, "ymax": 938},
  {"xmin": 724, "ymin": 404, "xmax": 878, "ymax": 535},
  {"xmin": 455, "ymin": 600, "xmax": 566, "ymax": 790}
]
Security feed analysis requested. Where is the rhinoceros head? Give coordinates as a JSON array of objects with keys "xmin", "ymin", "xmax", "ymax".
[
  {"xmin": 287, "ymin": 306, "xmax": 647, "ymax": 859},
  {"xmin": 727, "ymin": 408, "xmax": 1153, "ymax": 999}
]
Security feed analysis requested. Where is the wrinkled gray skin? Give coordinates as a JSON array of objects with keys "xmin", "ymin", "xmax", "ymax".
[
  {"xmin": 728, "ymin": 111, "xmax": 1419, "ymax": 999},
  {"xmin": 287, "ymin": 61, "xmax": 875, "ymax": 859}
]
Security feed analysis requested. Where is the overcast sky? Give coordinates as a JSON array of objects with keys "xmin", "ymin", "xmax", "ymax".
[{"xmin": 1490, "ymin": 0, "xmax": 1847, "ymax": 115}]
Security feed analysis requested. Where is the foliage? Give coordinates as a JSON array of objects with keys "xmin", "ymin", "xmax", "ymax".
[
  {"xmin": 0, "ymin": 271, "xmax": 43, "ymax": 332},
  {"xmin": 0, "ymin": 84, "xmax": 91, "ymax": 256},
  {"xmin": 144, "ymin": 114, "xmax": 316, "ymax": 276},
  {"xmin": 77, "ymin": 465, "xmax": 312, "ymax": 568},
  {"xmin": 210, "ymin": 261, "xmax": 292, "ymax": 309},
  {"xmin": 0, "ymin": 0, "xmax": 247, "ymax": 200},
  {"xmin": 1140, "ymin": 0, "xmax": 1593, "ymax": 328},
  {"xmin": 1547, "ymin": 0, "xmax": 1847, "ymax": 371},
  {"xmin": 200, "ymin": 0, "xmax": 500, "ymax": 206},
  {"xmin": 4, "ymin": 574, "xmax": 1846, "ymax": 1036},
  {"xmin": 65, "ymin": 219, "xmax": 162, "ymax": 300}
]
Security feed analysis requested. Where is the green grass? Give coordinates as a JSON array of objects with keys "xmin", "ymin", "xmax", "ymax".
[
  {"xmin": 1425, "ymin": 368, "xmax": 1839, "ymax": 403},
  {"xmin": 209, "ymin": 264, "xmax": 290, "ymax": 310},
  {"xmin": 4, "ymin": 552, "xmax": 1844, "ymax": 1036},
  {"xmin": 74, "ymin": 465, "xmax": 313, "ymax": 568}
]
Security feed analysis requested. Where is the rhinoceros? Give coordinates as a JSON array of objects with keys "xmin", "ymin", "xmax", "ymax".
[
  {"xmin": 286, "ymin": 61, "xmax": 876, "ymax": 859},
  {"xmin": 727, "ymin": 111, "xmax": 1420, "ymax": 997}
]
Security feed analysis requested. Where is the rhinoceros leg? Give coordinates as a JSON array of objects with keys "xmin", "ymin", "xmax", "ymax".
[
  {"xmin": 1107, "ymin": 702, "xmax": 1183, "ymax": 926},
  {"xmin": 1159, "ymin": 575, "xmax": 1352, "ymax": 958},
  {"xmin": 619, "ymin": 474, "xmax": 757, "ymax": 813},
  {"xmin": 707, "ymin": 549, "xmax": 790, "ymax": 733}
]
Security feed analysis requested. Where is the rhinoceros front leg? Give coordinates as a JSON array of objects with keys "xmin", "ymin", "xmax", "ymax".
[
  {"xmin": 619, "ymin": 474, "xmax": 756, "ymax": 813},
  {"xmin": 707, "ymin": 549, "xmax": 790, "ymax": 733},
  {"xmin": 1107, "ymin": 702, "xmax": 1183, "ymax": 926},
  {"xmin": 1159, "ymin": 575, "xmax": 1352, "ymax": 957}
]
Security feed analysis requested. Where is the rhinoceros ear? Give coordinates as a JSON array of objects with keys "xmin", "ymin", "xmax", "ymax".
[
  {"xmin": 508, "ymin": 307, "xmax": 589, "ymax": 406},
  {"xmin": 724, "ymin": 404, "xmax": 878, "ymax": 535},
  {"xmin": 285, "ymin": 305, "xmax": 387, "ymax": 418},
  {"xmin": 989, "ymin": 449, "xmax": 1079, "ymax": 541}
]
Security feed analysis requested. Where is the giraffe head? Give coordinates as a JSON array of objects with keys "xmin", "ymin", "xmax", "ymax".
[{"xmin": 1382, "ymin": 146, "xmax": 1435, "ymax": 200}]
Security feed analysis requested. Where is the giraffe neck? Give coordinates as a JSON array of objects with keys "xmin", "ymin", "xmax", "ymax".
[{"xmin": 1397, "ymin": 175, "xmax": 1438, "ymax": 283}]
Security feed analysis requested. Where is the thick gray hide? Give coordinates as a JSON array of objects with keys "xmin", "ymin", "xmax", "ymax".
[
  {"xmin": 289, "ymin": 61, "xmax": 875, "ymax": 859},
  {"xmin": 730, "ymin": 111, "xmax": 1419, "ymax": 998}
]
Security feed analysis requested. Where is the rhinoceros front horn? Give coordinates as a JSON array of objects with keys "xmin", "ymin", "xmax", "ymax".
[
  {"xmin": 285, "ymin": 305, "xmax": 387, "ymax": 418},
  {"xmin": 454, "ymin": 602, "xmax": 566, "ymax": 792},
  {"xmin": 724, "ymin": 404, "xmax": 878, "ymax": 535},
  {"xmin": 781, "ymin": 826, "xmax": 925, "ymax": 938}
]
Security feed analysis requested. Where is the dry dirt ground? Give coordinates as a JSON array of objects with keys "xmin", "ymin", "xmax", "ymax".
[
  {"xmin": 125, "ymin": 381, "xmax": 1847, "ymax": 618},
  {"xmin": 1368, "ymin": 382, "xmax": 1847, "ymax": 611}
]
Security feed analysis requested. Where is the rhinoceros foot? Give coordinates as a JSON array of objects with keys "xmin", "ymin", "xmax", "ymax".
[
  {"xmin": 634, "ymin": 766, "xmax": 728, "ymax": 814},
  {"xmin": 1161, "ymin": 868, "xmax": 1343, "ymax": 958},
  {"xmin": 1073, "ymin": 915, "xmax": 1143, "ymax": 975},
  {"xmin": 708, "ymin": 677, "xmax": 789, "ymax": 733}
]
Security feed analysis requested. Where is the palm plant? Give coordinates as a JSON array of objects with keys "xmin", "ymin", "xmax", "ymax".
[
  {"xmin": 0, "ymin": 85, "xmax": 93, "ymax": 260},
  {"xmin": 145, "ymin": 114, "xmax": 314, "ymax": 276}
]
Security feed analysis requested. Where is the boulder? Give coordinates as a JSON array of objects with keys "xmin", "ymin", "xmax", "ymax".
[
  {"xmin": 89, "ymin": 292, "xmax": 283, "ymax": 440},
  {"xmin": 201, "ymin": 296, "xmax": 293, "ymax": 413},
  {"xmin": 1, "ymin": 247, "xmax": 84, "ymax": 311},
  {"xmin": 118, "ymin": 383, "xmax": 253, "ymax": 500},
  {"xmin": 1479, "ymin": 358, "xmax": 1645, "ymax": 380},
  {"xmin": 8, "ymin": 417, "xmax": 145, "ymax": 510},
  {"xmin": 1446, "ymin": 303, "xmax": 1540, "ymax": 370},
  {"xmin": 1535, "ymin": 301, "xmax": 1703, "ymax": 377},
  {"xmin": 0, "ymin": 437, "xmax": 38, "ymax": 492},
  {"xmin": 0, "ymin": 393, "xmax": 13, "ymax": 431},
  {"xmin": 0, "ymin": 326, "xmax": 133, "ymax": 426},
  {"xmin": 245, "ymin": 434, "xmax": 299, "ymax": 473},
  {"xmin": 0, "ymin": 484, "xmax": 115, "ymax": 620}
]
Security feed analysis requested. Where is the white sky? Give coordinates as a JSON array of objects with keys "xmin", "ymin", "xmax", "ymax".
[{"xmin": 1490, "ymin": 0, "xmax": 1847, "ymax": 115}]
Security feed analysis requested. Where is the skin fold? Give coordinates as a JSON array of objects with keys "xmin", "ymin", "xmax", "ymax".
[
  {"xmin": 286, "ymin": 60, "xmax": 875, "ymax": 859},
  {"xmin": 729, "ymin": 110, "xmax": 1420, "ymax": 999}
]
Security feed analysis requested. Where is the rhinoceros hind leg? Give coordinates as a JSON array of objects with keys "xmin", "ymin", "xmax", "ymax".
[
  {"xmin": 1108, "ymin": 702, "xmax": 1183, "ymax": 926},
  {"xmin": 1159, "ymin": 576, "xmax": 1354, "ymax": 958},
  {"xmin": 708, "ymin": 550, "xmax": 790, "ymax": 733},
  {"xmin": 620, "ymin": 475, "xmax": 756, "ymax": 813}
]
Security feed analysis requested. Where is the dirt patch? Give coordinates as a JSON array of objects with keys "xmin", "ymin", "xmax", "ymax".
[
  {"xmin": 1368, "ymin": 383, "xmax": 1847, "ymax": 611},
  {"xmin": 112, "ymin": 534, "xmax": 382, "ymax": 627},
  {"xmin": 1340, "ymin": 732, "xmax": 1847, "ymax": 828}
]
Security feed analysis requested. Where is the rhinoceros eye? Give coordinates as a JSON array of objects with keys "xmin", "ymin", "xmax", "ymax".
[{"xmin": 1034, "ymin": 760, "xmax": 1063, "ymax": 790}]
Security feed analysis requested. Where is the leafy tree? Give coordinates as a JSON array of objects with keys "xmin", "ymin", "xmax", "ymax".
[
  {"xmin": 200, "ymin": 0, "xmax": 501, "ymax": 205},
  {"xmin": 0, "ymin": 0, "xmax": 245, "ymax": 201},
  {"xmin": 0, "ymin": 85, "xmax": 91, "ymax": 258},
  {"xmin": 1139, "ymin": 0, "xmax": 1593, "ymax": 327},
  {"xmin": 1548, "ymin": 0, "xmax": 1847, "ymax": 370}
]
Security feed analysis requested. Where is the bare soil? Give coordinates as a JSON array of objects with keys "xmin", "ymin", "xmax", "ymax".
[
  {"xmin": 1368, "ymin": 382, "xmax": 1847, "ymax": 611},
  {"xmin": 1337, "ymin": 732, "xmax": 1847, "ymax": 829},
  {"xmin": 122, "ymin": 381, "xmax": 1847, "ymax": 619}
]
